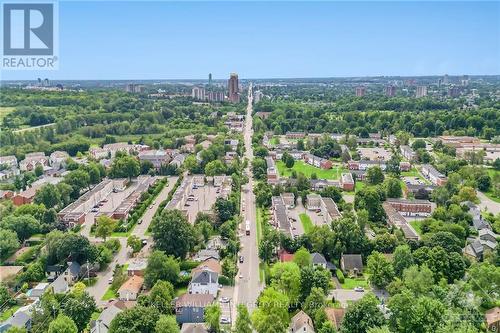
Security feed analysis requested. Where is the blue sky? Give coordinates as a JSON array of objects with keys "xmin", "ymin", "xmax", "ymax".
[{"xmin": 3, "ymin": 1, "xmax": 499, "ymax": 80}]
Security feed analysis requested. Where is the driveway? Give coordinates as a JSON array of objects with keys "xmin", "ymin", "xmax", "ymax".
[{"xmin": 477, "ymin": 191, "xmax": 500, "ymax": 215}]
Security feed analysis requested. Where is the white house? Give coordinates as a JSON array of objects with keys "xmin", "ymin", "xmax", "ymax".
[{"xmin": 188, "ymin": 270, "xmax": 219, "ymax": 296}]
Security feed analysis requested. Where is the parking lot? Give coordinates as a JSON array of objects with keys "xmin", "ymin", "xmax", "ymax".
[
  {"xmin": 357, "ymin": 147, "xmax": 392, "ymax": 161},
  {"xmin": 180, "ymin": 177, "xmax": 232, "ymax": 224},
  {"xmin": 403, "ymin": 176, "xmax": 425, "ymax": 186},
  {"xmin": 286, "ymin": 198, "xmax": 327, "ymax": 237},
  {"xmin": 217, "ymin": 286, "xmax": 235, "ymax": 325}
]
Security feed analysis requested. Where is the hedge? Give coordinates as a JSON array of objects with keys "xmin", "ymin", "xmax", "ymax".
[{"xmin": 336, "ymin": 269, "xmax": 345, "ymax": 284}]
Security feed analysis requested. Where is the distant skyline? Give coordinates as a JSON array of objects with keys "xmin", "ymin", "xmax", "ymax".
[{"xmin": 2, "ymin": 1, "xmax": 499, "ymax": 80}]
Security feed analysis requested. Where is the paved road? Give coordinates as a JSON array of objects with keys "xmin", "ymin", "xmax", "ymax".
[
  {"xmin": 233, "ymin": 84, "xmax": 262, "ymax": 319},
  {"xmin": 477, "ymin": 191, "xmax": 500, "ymax": 215},
  {"xmin": 86, "ymin": 176, "xmax": 178, "ymax": 304}
]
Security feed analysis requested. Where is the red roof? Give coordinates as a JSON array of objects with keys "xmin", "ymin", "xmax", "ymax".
[{"xmin": 279, "ymin": 249, "xmax": 294, "ymax": 262}]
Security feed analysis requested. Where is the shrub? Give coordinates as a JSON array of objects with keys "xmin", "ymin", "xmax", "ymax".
[
  {"xmin": 218, "ymin": 275, "xmax": 231, "ymax": 286},
  {"xmin": 336, "ymin": 269, "xmax": 345, "ymax": 283}
]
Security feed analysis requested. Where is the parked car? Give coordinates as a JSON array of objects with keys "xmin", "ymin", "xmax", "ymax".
[
  {"xmin": 239, "ymin": 256, "xmax": 244, "ymax": 263},
  {"xmin": 108, "ymin": 277, "xmax": 113, "ymax": 284},
  {"xmin": 219, "ymin": 297, "xmax": 230, "ymax": 303},
  {"xmin": 220, "ymin": 317, "xmax": 231, "ymax": 324},
  {"xmin": 354, "ymin": 287, "xmax": 365, "ymax": 292}
]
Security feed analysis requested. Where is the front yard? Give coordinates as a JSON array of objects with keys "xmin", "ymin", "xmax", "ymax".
[{"xmin": 340, "ymin": 274, "xmax": 370, "ymax": 290}]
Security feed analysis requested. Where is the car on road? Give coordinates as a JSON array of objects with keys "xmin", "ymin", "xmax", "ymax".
[
  {"xmin": 219, "ymin": 297, "xmax": 230, "ymax": 303},
  {"xmin": 108, "ymin": 277, "xmax": 113, "ymax": 284},
  {"xmin": 141, "ymin": 239, "xmax": 148, "ymax": 246},
  {"xmin": 138, "ymin": 219, "xmax": 143, "ymax": 224},
  {"xmin": 239, "ymin": 274, "xmax": 243, "ymax": 279},
  {"xmin": 354, "ymin": 287, "xmax": 365, "ymax": 292},
  {"xmin": 91, "ymin": 208, "xmax": 99, "ymax": 213},
  {"xmin": 239, "ymin": 256, "xmax": 244, "ymax": 263},
  {"xmin": 187, "ymin": 197, "xmax": 194, "ymax": 201},
  {"xmin": 149, "ymin": 205, "xmax": 154, "ymax": 209},
  {"xmin": 184, "ymin": 203, "xmax": 190, "ymax": 207},
  {"xmin": 220, "ymin": 317, "xmax": 231, "ymax": 324}
]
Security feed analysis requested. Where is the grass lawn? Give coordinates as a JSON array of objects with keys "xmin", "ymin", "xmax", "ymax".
[
  {"xmin": 276, "ymin": 160, "xmax": 345, "ymax": 180},
  {"xmin": 270, "ymin": 137, "xmax": 280, "ymax": 145},
  {"xmin": 299, "ymin": 213, "xmax": 314, "ymax": 234},
  {"xmin": 402, "ymin": 168, "xmax": 431, "ymax": 185},
  {"xmin": 485, "ymin": 169, "xmax": 500, "ymax": 203},
  {"xmin": 101, "ymin": 288, "xmax": 118, "ymax": 301},
  {"xmin": 355, "ymin": 181, "xmax": 365, "ymax": 192},
  {"xmin": 175, "ymin": 286, "xmax": 188, "ymax": 297},
  {"xmin": 0, "ymin": 305, "xmax": 21, "ymax": 321},
  {"xmin": 409, "ymin": 220, "xmax": 423, "ymax": 236},
  {"xmin": 341, "ymin": 277, "xmax": 370, "ymax": 290}
]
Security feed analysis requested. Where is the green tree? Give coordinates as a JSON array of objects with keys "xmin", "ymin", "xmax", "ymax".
[
  {"xmin": 252, "ymin": 287, "xmax": 290, "ymax": 333},
  {"xmin": 149, "ymin": 280, "xmax": 175, "ymax": 314},
  {"xmin": 0, "ymin": 214, "xmax": 40, "ymax": 241},
  {"xmin": 144, "ymin": 250, "xmax": 180, "ymax": 288},
  {"xmin": 270, "ymin": 262, "xmax": 301, "ymax": 304},
  {"xmin": 48, "ymin": 314, "xmax": 78, "ymax": 333},
  {"xmin": 61, "ymin": 292, "xmax": 96, "ymax": 332},
  {"xmin": 34, "ymin": 183, "xmax": 61, "ymax": 209},
  {"xmin": 155, "ymin": 315, "xmax": 180, "ymax": 333},
  {"xmin": 393, "ymin": 245, "xmax": 414, "ymax": 277},
  {"xmin": 127, "ymin": 235, "xmax": 143, "ymax": 253},
  {"xmin": 109, "ymin": 306, "xmax": 160, "ymax": 333},
  {"xmin": 341, "ymin": 294, "xmax": 385, "ymax": 333},
  {"xmin": 109, "ymin": 155, "xmax": 140, "ymax": 180},
  {"xmin": 151, "ymin": 209, "xmax": 198, "ymax": 259},
  {"xmin": 401, "ymin": 265, "xmax": 434, "ymax": 295},
  {"xmin": 293, "ymin": 247, "xmax": 312, "ymax": 268},
  {"xmin": 205, "ymin": 160, "xmax": 226, "ymax": 177},
  {"xmin": 235, "ymin": 304, "xmax": 252, "ymax": 333},
  {"xmin": 367, "ymin": 166, "xmax": 384, "ymax": 185},
  {"xmin": 303, "ymin": 287, "xmax": 325, "ymax": 323},
  {"xmin": 34, "ymin": 164, "xmax": 44, "ymax": 177},
  {"xmin": 384, "ymin": 178, "xmax": 402, "ymax": 198},
  {"xmin": 367, "ymin": 251, "xmax": 394, "ymax": 288},
  {"xmin": 0, "ymin": 228, "xmax": 20, "ymax": 259},
  {"xmin": 205, "ymin": 303, "xmax": 221, "ymax": 333},
  {"xmin": 95, "ymin": 215, "xmax": 117, "ymax": 241}
]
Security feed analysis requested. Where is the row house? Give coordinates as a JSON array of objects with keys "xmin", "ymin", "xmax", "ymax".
[
  {"xmin": 320, "ymin": 197, "xmax": 342, "ymax": 224},
  {"xmin": 382, "ymin": 202, "xmax": 419, "ymax": 240},
  {"xmin": 0, "ymin": 155, "xmax": 18, "ymax": 168},
  {"xmin": 437, "ymin": 136, "xmax": 480, "ymax": 148},
  {"xmin": 138, "ymin": 150, "xmax": 171, "ymax": 169},
  {"xmin": 386, "ymin": 199, "xmax": 433, "ymax": 217},
  {"xmin": 347, "ymin": 160, "xmax": 386, "ymax": 171},
  {"xmin": 19, "ymin": 152, "xmax": 49, "ymax": 171},
  {"xmin": 271, "ymin": 196, "xmax": 292, "ymax": 236},
  {"xmin": 306, "ymin": 193, "xmax": 322, "ymax": 210},
  {"xmin": 266, "ymin": 156, "xmax": 279, "ymax": 185},
  {"xmin": 303, "ymin": 153, "xmax": 333, "ymax": 169},
  {"xmin": 400, "ymin": 145, "xmax": 417, "ymax": 162},
  {"xmin": 340, "ymin": 173, "xmax": 354, "ymax": 191},
  {"xmin": 285, "ymin": 131, "xmax": 306, "ymax": 139},
  {"xmin": 399, "ymin": 161, "xmax": 412, "ymax": 172},
  {"xmin": 0, "ymin": 168, "xmax": 20, "ymax": 181},
  {"xmin": 421, "ymin": 164, "xmax": 447, "ymax": 186}
]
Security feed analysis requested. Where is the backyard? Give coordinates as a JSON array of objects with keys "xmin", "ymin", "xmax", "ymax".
[
  {"xmin": 485, "ymin": 169, "xmax": 500, "ymax": 203},
  {"xmin": 276, "ymin": 160, "xmax": 345, "ymax": 180}
]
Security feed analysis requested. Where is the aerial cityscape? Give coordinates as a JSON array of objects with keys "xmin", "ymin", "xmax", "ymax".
[{"xmin": 0, "ymin": 1, "xmax": 499, "ymax": 333}]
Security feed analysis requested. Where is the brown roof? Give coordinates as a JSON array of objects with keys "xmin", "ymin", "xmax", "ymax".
[
  {"xmin": 191, "ymin": 258, "xmax": 222, "ymax": 276},
  {"xmin": 112, "ymin": 300, "xmax": 136, "ymax": 310},
  {"xmin": 291, "ymin": 310, "xmax": 314, "ymax": 331},
  {"xmin": 485, "ymin": 307, "xmax": 500, "ymax": 326},
  {"xmin": 175, "ymin": 293, "xmax": 214, "ymax": 308},
  {"xmin": 118, "ymin": 275, "xmax": 144, "ymax": 294},
  {"xmin": 325, "ymin": 307, "xmax": 346, "ymax": 330}
]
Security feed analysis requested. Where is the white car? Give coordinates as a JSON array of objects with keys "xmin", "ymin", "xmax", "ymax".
[
  {"xmin": 354, "ymin": 287, "xmax": 365, "ymax": 292},
  {"xmin": 220, "ymin": 317, "xmax": 231, "ymax": 324},
  {"xmin": 108, "ymin": 277, "xmax": 113, "ymax": 284},
  {"xmin": 219, "ymin": 297, "xmax": 230, "ymax": 303}
]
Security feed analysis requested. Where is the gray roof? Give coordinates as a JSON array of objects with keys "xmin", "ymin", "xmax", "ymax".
[
  {"xmin": 311, "ymin": 252, "xmax": 327, "ymax": 265},
  {"xmin": 191, "ymin": 271, "xmax": 218, "ymax": 284},
  {"xmin": 67, "ymin": 261, "xmax": 81, "ymax": 276},
  {"xmin": 195, "ymin": 249, "xmax": 220, "ymax": 261},
  {"xmin": 51, "ymin": 274, "xmax": 68, "ymax": 294},
  {"xmin": 181, "ymin": 323, "xmax": 209, "ymax": 333},
  {"xmin": 342, "ymin": 254, "xmax": 363, "ymax": 271}
]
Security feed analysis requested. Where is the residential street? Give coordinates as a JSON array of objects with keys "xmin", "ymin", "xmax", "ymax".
[
  {"xmin": 233, "ymin": 85, "xmax": 263, "ymax": 319},
  {"xmin": 477, "ymin": 191, "xmax": 500, "ymax": 215}
]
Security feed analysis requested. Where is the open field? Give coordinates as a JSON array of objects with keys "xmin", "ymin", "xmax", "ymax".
[
  {"xmin": 299, "ymin": 213, "xmax": 314, "ymax": 233},
  {"xmin": 276, "ymin": 160, "xmax": 345, "ymax": 179}
]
